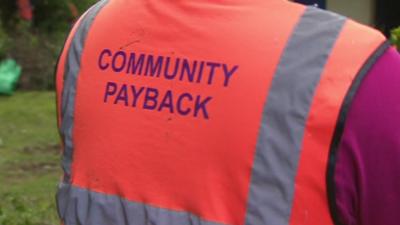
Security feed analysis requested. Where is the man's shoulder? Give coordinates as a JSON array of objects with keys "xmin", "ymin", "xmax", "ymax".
[{"xmin": 335, "ymin": 46, "xmax": 400, "ymax": 225}]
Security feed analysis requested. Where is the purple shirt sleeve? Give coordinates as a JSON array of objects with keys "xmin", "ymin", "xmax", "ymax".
[{"xmin": 335, "ymin": 46, "xmax": 400, "ymax": 225}]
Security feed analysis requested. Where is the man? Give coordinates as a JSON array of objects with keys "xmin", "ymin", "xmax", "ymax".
[{"xmin": 55, "ymin": 0, "xmax": 400, "ymax": 225}]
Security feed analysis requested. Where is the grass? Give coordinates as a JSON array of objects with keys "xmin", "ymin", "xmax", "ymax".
[{"xmin": 0, "ymin": 91, "xmax": 60, "ymax": 225}]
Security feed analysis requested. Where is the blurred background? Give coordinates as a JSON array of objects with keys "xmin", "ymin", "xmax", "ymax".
[
  {"xmin": 0, "ymin": 1, "xmax": 97, "ymax": 225},
  {"xmin": 295, "ymin": 0, "xmax": 400, "ymax": 35},
  {"xmin": 0, "ymin": 1, "xmax": 398, "ymax": 225}
]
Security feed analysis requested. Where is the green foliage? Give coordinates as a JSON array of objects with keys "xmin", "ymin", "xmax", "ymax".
[
  {"xmin": 8, "ymin": 21, "xmax": 62, "ymax": 90},
  {"xmin": 0, "ymin": 0, "xmax": 97, "ymax": 90},
  {"xmin": 0, "ymin": 0, "xmax": 98, "ymax": 31},
  {"xmin": 32, "ymin": 0, "xmax": 70, "ymax": 32},
  {"xmin": 32, "ymin": 0, "xmax": 97, "ymax": 32},
  {"xmin": 0, "ymin": 1, "xmax": 18, "ymax": 28},
  {"xmin": 70, "ymin": 0, "xmax": 99, "ymax": 13},
  {"xmin": 391, "ymin": 27, "xmax": 400, "ymax": 51},
  {"xmin": 0, "ymin": 22, "xmax": 11, "ymax": 59}
]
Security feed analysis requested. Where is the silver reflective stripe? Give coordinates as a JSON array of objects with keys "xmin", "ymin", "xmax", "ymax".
[
  {"xmin": 57, "ymin": 182, "xmax": 226, "ymax": 225},
  {"xmin": 245, "ymin": 7, "xmax": 345, "ymax": 225},
  {"xmin": 60, "ymin": 0, "xmax": 109, "ymax": 182}
]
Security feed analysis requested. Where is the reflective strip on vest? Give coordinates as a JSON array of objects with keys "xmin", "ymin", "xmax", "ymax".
[
  {"xmin": 56, "ymin": 1, "xmax": 386, "ymax": 225},
  {"xmin": 289, "ymin": 20, "xmax": 386, "ymax": 225},
  {"xmin": 59, "ymin": 0, "xmax": 109, "ymax": 182},
  {"xmin": 57, "ymin": 182, "xmax": 226, "ymax": 225},
  {"xmin": 245, "ymin": 7, "xmax": 345, "ymax": 225}
]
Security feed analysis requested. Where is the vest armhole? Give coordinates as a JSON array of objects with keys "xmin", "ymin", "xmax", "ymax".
[
  {"xmin": 326, "ymin": 40, "xmax": 391, "ymax": 225},
  {"xmin": 55, "ymin": 5, "xmax": 97, "ymax": 131}
]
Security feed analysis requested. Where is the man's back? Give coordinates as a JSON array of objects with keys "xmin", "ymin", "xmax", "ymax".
[{"xmin": 55, "ymin": 1, "xmax": 396, "ymax": 225}]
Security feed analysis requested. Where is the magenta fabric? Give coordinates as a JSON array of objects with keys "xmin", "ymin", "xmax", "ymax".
[{"xmin": 335, "ymin": 46, "xmax": 400, "ymax": 225}]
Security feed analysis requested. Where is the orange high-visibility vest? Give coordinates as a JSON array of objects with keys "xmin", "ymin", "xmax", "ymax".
[{"xmin": 55, "ymin": 1, "xmax": 388, "ymax": 225}]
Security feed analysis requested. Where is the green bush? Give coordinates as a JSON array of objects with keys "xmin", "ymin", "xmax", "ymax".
[
  {"xmin": 0, "ymin": 1, "xmax": 18, "ymax": 29},
  {"xmin": 0, "ymin": 0, "xmax": 97, "ymax": 90},
  {"xmin": 32, "ymin": 0, "xmax": 97, "ymax": 32},
  {"xmin": 391, "ymin": 27, "xmax": 400, "ymax": 51},
  {"xmin": 8, "ymin": 22, "xmax": 65, "ymax": 90},
  {"xmin": 32, "ymin": 0, "xmax": 71, "ymax": 32},
  {"xmin": 0, "ymin": 0, "xmax": 97, "ymax": 32},
  {"xmin": 0, "ymin": 22, "xmax": 11, "ymax": 59}
]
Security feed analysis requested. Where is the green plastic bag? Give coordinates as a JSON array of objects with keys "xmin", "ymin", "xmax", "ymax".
[{"xmin": 0, "ymin": 59, "xmax": 22, "ymax": 95}]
